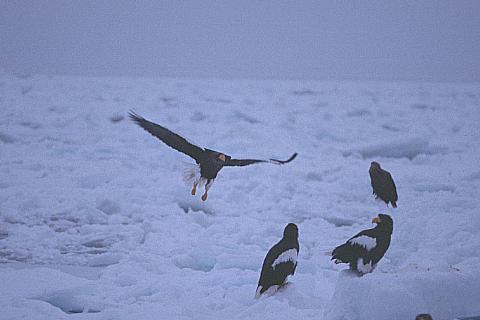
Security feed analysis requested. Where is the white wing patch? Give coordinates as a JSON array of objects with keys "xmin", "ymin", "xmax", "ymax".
[
  {"xmin": 349, "ymin": 235, "xmax": 377, "ymax": 251},
  {"xmin": 357, "ymin": 258, "xmax": 373, "ymax": 274},
  {"xmin": 272, "ymin": 248, "xmax": 297, "ymax": 269}
]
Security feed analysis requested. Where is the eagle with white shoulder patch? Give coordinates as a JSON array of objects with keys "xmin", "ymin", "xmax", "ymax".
[
  {"xmin": 256, "ymin": 223, "xmax": 299, "ymax": 298},
  {"xmin": 330, "ymin": 214, "xmax": 393, "ymax": 275}
]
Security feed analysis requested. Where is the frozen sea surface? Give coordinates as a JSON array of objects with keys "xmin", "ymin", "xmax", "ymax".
[{"xmin": 1, "ymin": 75, "xmax": 480, "ymax": 319}]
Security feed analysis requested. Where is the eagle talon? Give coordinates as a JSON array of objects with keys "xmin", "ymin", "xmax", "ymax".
[
  {"xmin": 201, "ymin": 193, "xmax": 208, "ymax": 201},
  {"xmin": 191, "ymin": 185, "xmax": 197, "ymax": 195}
]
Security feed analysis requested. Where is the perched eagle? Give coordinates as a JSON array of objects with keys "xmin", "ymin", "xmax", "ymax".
[
  {"xmin": 256, "ymin": 223, "xmax": 299, "ymax": 298},
  {"xmin": 129, "ymin": 112, "xmax": 297, "ymax": 201},
  {"xmin": 331, "ymin": 214, "xmax": 393, "ymax": 275},
  {"xmin": 369, "ymin": 161, "xmax": 398, "ymax": 208}
]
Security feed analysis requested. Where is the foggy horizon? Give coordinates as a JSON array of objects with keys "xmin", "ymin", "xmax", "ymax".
[{"xmin": 1, "ymin": 1, "xmax": 480, "ymax": 83}]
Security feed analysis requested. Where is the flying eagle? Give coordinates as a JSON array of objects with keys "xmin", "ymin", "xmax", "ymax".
[
  {"xmin": 129, "ymin": 112, "xmax": 297, "ymax": 201},
  {"xmin": 331, "ymin": 214, "xmax": 393, "ymax": 274},
  {"xmin": 256, "ymin": 223, "xmax": 299, "ymax": 298},
  {"xmin": 369, "ymin": 161, "xmax": 398, "ymax": 208}
]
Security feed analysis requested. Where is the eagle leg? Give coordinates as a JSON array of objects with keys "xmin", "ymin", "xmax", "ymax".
[
  {"xmin": 191, "ymin": 183, "xmax": 197, "ymax": 195},
  {"xmin": 201, "ymin": 179, "xmax": 213, "ymax": 201}
]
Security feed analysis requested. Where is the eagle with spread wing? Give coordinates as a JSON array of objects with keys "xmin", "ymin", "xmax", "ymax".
[{"xmin": 129, "ymin": 112, "xmax": 297, "ymax": 201}]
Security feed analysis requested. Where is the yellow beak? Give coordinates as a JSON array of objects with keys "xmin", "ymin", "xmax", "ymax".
[{"xmin": 372, "ymin": 216, "xmax": 381, "ymax": 224}]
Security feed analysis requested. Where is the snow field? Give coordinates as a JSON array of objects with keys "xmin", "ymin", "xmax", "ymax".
[{"xmin": 1, "ymin": 75, "xmax": 480, "ymax": 319}]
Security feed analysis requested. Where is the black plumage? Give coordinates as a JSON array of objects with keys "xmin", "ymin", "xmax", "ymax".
[
  {"xmin": 415, "ymin": 314, "xmax": 433, "ymax": 320},
  {"xmin": 256, "ymin": 223, "xmax": 299, "ymax": 298},
  {"xmin": 369, "ymin": 161, "xmax": 398, "ymax": 208},
  {"xmin": 129, "ymin": 112, "xmax": 297, "ymax": 201},
  {"xmin": 331, "ymin": 214, "xmax": 393, "ymax": 275}
]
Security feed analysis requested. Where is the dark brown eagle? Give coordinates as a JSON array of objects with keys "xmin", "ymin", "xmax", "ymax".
[
  {"xmin": 369, "ymin": 161, "xmax": 398, "ymax": 208},
  {"xmin": 129, "ymin": 112, "xmax": 297, "ymax": 201}
]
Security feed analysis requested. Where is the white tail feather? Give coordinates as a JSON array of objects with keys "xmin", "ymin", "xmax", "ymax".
[
  {"xmin": 182, "ymin": 163, "xmax": 207, "ymax": 188},
  {"xmin": 254, "ymin": 286, "xmax": 262, "ymax": 299},
  {"xmin": 254, "ymin": 285, "xmax": 279, "ymax": 299}
]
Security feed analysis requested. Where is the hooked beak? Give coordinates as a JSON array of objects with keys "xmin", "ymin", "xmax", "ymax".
[
  {"xmin": 218, "ymin": 154, "xmax": 226, "ymax": 162},
  {"xmin": 372, "ymin": 216, "xmax": 382, "ymax": 224}
]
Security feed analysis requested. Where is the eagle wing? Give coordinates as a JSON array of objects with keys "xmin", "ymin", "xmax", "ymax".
[
  {"xmin": 370, "ymin": 170, "xmax": 397, "ymax": 200},
  {"xmin": 385, "ymin": 172, "xmax": 398, "ymax": 201},
  {"xmin": 257, "ymin": 240, "xmax": 298, "ymax": 296},
  {"xmin": 332, "ymin": 229, "xmax": 375, "ymax": 261},
  {"xmin": 224, "ymin": 153, "xmax": 297, "ymax": 167},
  {"xmin": 129, "ymin": 112, "xmax": 205, "ymax": 163}
]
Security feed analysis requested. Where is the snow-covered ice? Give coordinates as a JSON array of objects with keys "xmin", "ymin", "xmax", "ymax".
[{"xmin": 0, "ymin": 74, "xmax": 479, "ymax": 319}]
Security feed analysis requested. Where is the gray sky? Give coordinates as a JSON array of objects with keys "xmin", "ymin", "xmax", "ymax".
[{"xmin": 1, "ymin": 1, "xmax": 479, "ymax": 82}]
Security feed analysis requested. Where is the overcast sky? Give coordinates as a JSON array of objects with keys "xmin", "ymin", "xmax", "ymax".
[{"xmin": 1, "ymin": 1, "xmax": 479, "ymax": 82}]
